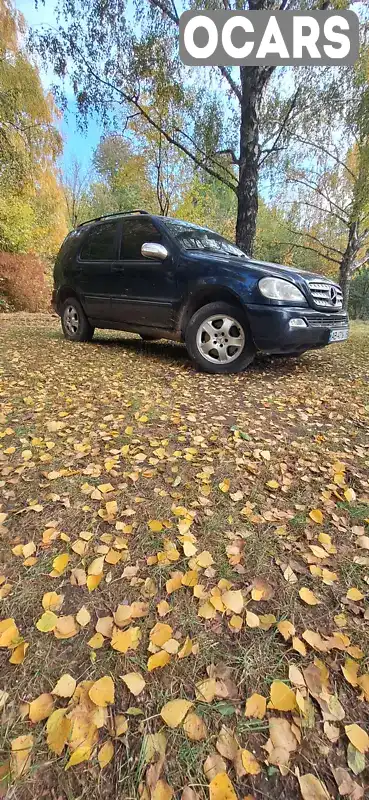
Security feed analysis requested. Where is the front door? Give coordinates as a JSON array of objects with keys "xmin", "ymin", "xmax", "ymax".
[
  {"xmin": 110, "ymin": 217, "xmax": 177, "ymax": 329},
  {"xmin": 75, "ymin": 219, "xmax": 121, "ymax": 320}
]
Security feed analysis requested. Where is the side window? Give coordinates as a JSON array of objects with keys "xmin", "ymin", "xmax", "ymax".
[
  {"xmin": 120, "ymin": 218, "xmax": 162, "ymax": 260},
  {"xmin": 80, "ymin": 221, "xmax": 119, "ymax": 261}
]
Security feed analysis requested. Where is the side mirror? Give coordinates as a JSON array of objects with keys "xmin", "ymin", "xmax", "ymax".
[{"xmin": 141, "ymin": 242, "xmax": 168, "ymax": 260}]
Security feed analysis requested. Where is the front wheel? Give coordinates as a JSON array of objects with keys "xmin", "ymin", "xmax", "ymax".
[
  {"xmin": 185, "ymin": 302, "xmax": 255, "ymax": 374},
  {"xmin": 61, "ymin": 298, "xmax": 94, "ymax": 342}
]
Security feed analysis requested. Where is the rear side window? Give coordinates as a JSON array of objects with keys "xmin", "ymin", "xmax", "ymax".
[
  {"xmin": 120, "ymin": 218, "xmax": 162, "ymax": 260},
  {"xmin": 80, "ymin": 221, "xmax": 120, "ymax": 261}
]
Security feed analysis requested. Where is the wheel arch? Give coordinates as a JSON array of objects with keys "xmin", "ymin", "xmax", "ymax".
[
  {"xmin": 178, "ymin": 285, "xmax": 248, "ymax": 338},
  {"xmin": 57, "ymin": 287, "xmax": 85, "ymax": 313}
]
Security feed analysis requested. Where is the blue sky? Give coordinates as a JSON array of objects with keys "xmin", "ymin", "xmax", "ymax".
[{"xmin": 16, "ymin": 0, "xmax": 104, "ymax": 172}]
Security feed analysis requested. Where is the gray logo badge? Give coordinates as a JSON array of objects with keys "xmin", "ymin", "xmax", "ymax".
[{"xmin": 179, "ymin": 10, "xmax": 359, "ymax": 67}]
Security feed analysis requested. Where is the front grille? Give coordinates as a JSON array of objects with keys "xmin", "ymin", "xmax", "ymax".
[
  {"xmin": 308, "ymin": 314, "xmax": 348, "ymax": 329},
  {"xmin": 308, "ymin": 280, "xmax": 343, "ymax": 309}
]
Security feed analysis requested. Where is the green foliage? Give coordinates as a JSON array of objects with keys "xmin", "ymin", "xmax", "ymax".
[
  {"xmin": 0, "ymin": 0, "xmax": 67, "ymax": 257},
  {"xmin": 348, "ymin": 269, "xmax": 369, "ymax": 320}
]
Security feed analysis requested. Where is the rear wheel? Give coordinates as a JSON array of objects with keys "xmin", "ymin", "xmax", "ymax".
[
  {"xmin": 61, "ymin": 298, "xmax": 94, "ymax": 342},
  {"xmin": 185, "ymin": 301, "xmax": 255, "ymax": 374}
]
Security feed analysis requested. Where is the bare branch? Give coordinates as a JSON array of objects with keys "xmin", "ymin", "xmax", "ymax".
[
  {"xmin": 218, "ymin": 67, "xmax": 242, "ymax": 102},
  {"xmin": 148, "ymin": 0, "xmax": 242, "ymax": 101},
  {"xmin": 72, "ymin": 44, "xmax": 238, "ymax": 192},
  {"xmin": 259, "ymin": 86, "xmax": 301, "ymax": 167},
  {"xmin": 283, "ymin": 241, "xmax": 342, "ymax": 265},
  {"xmin": 216, "ymin": 148, "xmax": 240, "ymax": 166},
  {"xmin": 289, "ymin": 177, "xmax": 349, "ymax": 220},
  {"xmin": 291, "ymin": 134, "xmax": 357, "ymax": 180},
  {"xmin": 289, "ymin": 228, "xmax": 344, "ymax": 257}
]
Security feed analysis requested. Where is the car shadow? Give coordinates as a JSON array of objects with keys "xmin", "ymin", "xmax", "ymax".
[{"xmin": 90, "ymin": 333, "xmax": 307, "ymax": 377}]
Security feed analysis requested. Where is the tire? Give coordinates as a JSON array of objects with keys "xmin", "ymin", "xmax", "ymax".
[
  {"xmin": 185, "ymin": 301, "xmax": 255, "ymax": 374},
  {"xmin": 60, "ymin": 297, "xmax": 94, "ymax": 342},
  {"xmin": 139, "ymin": 334, "xmax": 158, "ymax": 341}
]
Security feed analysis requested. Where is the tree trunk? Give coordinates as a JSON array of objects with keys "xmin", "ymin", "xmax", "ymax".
[
  {"xmin": 339, "ymin": 221, "xmax": 358, "ymax": 310},
  {"xmin": 236, "ymin": 67, "xmax": 270, "ymax": 256}
]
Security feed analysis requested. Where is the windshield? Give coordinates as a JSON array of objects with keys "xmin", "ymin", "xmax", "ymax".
[{"xmin": 163, "ymin": 219, "xmax": 248, "ymax": 258}]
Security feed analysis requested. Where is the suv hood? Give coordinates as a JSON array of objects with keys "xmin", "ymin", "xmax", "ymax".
[{"xmin": 185, "ymin": 250, "xmax": 335, "ymax": 285}]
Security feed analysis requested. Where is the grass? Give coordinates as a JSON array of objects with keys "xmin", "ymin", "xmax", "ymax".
[{"xmin": 0, "ymin": 314, "xmax": 369, "ymax": 799}]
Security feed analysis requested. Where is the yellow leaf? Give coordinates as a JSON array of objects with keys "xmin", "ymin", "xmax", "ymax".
[
  {"xmin": 111, "ymin": 626, "xmax": 141, "ymax": 653},
  {"xmin": 166, "ymin": 573, "xmax": 184, "ymax": 593},
  {"xmin": 88, "ymin": 676, "xmax": 115, "ymax": 707},
  {"xmin": 183, "ymin": 712, "xmax": 208, "ymax": 741},
  {"xmin": 178, "ymin": 636, "xmax": 193, "ymax": 659},
  {"xmin": 150, "ymin": 622, "xmax": 173, "ymax": 647},
  {"xmin": 29, "ymin": 693, "xmax": 54, "ymax": 723},
  {"xmin": 149, "ymin": 520, "xmax": 163, "ymax": 532},
  {"xmin": 270, "ymin": 681, "xmax": 296, "ymax": 711},
  {"xmin": 346, "ymin": 587, "xmax": 364, "ymax": 601},
  {"xmin": 246, "ymin": 611, "xmax": 260, "ymax": 628},
  {"xmin": 54, "ymin": 615, "xmax": 79, "ymax": 639},
  {"xmin": 46, "ymin": 709, "xmax": 71, "ymax": 755},
  {"xmin": 209, "ymin": 772, "xmax": 237, "ymax": 800},
  {"xmin": 105, "ymin": 500, "xmax": 118, "ymax": 516},
  {"xmin": 88, "ymin": 632, "xmax": 105, "ymax": 649},
  {"xmin": 345, "ymin": 723, "xmax": 369, "ymax": 754},
  {"xmin": 52, "ymin": 674, "xmax": 76, "ymax": 698},
  {"xmin": 10, "ymin": 734, "xmax": 33, "ymax": 779},
  {"xmin": 277, "ymin": 620, "xmax": 295, "ymax": 641},
  {"xmin": 196, "ymin": 551, "xmax": 214, "ymax": 568},
  {"xmin": 151, "ymin": 779, "xmax": 174, "ymax": 800},
  {"xmin": 42, "ymin": 592, "xmax": 64, "ymax": 612},
  {"xmin": 219, "ymin": 479, "xmax": 230, "ymax": 493},
  {"xmin": 52, "ymin": 553, "xmax": 69, "ymax": 574},
  {"xmin": 9, "ymin": 641, "xmax": 29, "ymax": 664},
  {"xmin": 112, "ymin": 714, "xmax": 128, "ymax": 737},
  {"xmin": 147, "ymin": 650, "xmax": 171, "ymax": 671},
  {"xmin": 297, "ymin": 773, "xmax": 330, "ymax": 800},
  {"xmin": 229, "ymin": 614, "xmax": 243, "ymax": 631},
  {"xmin": 88, "ymin": 556, "xmax": 105, "ymax": 576},
  {"xmin": 245, "ymin": 693, "xmax": 266, "ymax": 719},
  {"xmin": 36, "ymin": 611, "xmax": 58, "ymax": 632},
  {"xmin": 87, "ymin": 573, "xmax": 103, "ymax": 592},
  {"xmin": 292, "ymin": 636, "xmax": 306, "ymax": 656},
  {"xmin": 98, "ymin": 739, "xmax": 114, "ymax": 769},
  {"xmin": 76, "ymin": 606, "xmax": 91, "ymax": 627},
  {"xmin": 157, "ymin": 600, "xmax": 171, "ymax": 617},
  {"xmin": 309, "ymin": 509, "xmax": 323, "ymax": 524},
  {"xmin": 341, "ymin": 658, "xmax": 359, "ymax": 688},
  {"xmin": 241, "ymin": 749, "xmax": 261, "ymax": 775},
  {"xmin": 266, "ymin": 480, "xmax": 279, "ymax": 490},
  {"xmin": 120, "ymin": 672, "xmax": 146, "ymax": 697},
  {"xmin": 198, "ymin": 601, "xmax": 217, "ymax": 620},
  {"xmin": 344, "ymin": 488, "xmax": 356, "ymax": 502},
  {"xmin": 195, "ymin": 678, "xmax": 217, "ymax": 703},
  {"xmin": 299, "ymin": 587, "xmax": 320, "ymax": 606},
  {"xmin": 222, "ymin": 590, "xmax": 243, "ymax": 614},
  {"xmin": 65, "ymin": 743, "xmax": 92, "ymax": 770},
  {"xmin": 160, "ymin": 698, "xmax": 193, "ymax": 728}
]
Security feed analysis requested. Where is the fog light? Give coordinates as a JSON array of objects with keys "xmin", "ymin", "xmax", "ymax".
[{"xmin": 289, "ymin": 318, "xmax": 307, "ymax": 328}]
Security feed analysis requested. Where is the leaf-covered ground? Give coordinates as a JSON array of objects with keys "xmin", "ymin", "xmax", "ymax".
[{"xmin": 0, "ymin": 313, "xmax": 368, "ymax": 800}]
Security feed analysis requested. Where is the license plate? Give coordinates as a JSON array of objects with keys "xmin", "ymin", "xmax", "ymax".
[{"xmin": 329, "ymin": 328, "xmax": 349, "ymax": 343}]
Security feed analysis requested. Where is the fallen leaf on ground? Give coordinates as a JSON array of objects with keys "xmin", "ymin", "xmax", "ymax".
[{"xmin": 160, "ymin": 698, "xmax": 192, "ymax": 728}]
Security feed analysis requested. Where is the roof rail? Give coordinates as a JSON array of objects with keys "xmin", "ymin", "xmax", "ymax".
[{"xmin": 77, "ymin": 210, "xmax": 150, "ymax": 228}]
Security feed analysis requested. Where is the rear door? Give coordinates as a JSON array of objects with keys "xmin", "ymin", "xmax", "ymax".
[
  {"xmin": 110, "ymin": 217, "xmax": 177, "ymax": 328},
  {"xmin": 75, "ymin": 220, "xmax": 120, "ymax": 320}
]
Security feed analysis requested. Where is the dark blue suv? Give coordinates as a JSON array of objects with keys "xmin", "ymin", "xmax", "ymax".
[{"xmin": 52, "ymin": 210, "xmax": 349, "ymax": 374}]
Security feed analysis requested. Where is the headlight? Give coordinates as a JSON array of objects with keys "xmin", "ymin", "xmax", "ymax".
[{"xmin": 259, "ymin": 277, "xmax": 306, "ymax": 302}]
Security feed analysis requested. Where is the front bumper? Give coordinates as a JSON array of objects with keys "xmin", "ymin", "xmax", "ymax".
[{"xmin": 246, "ymin": 305, "xmax": 349, "ymax": 354}]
